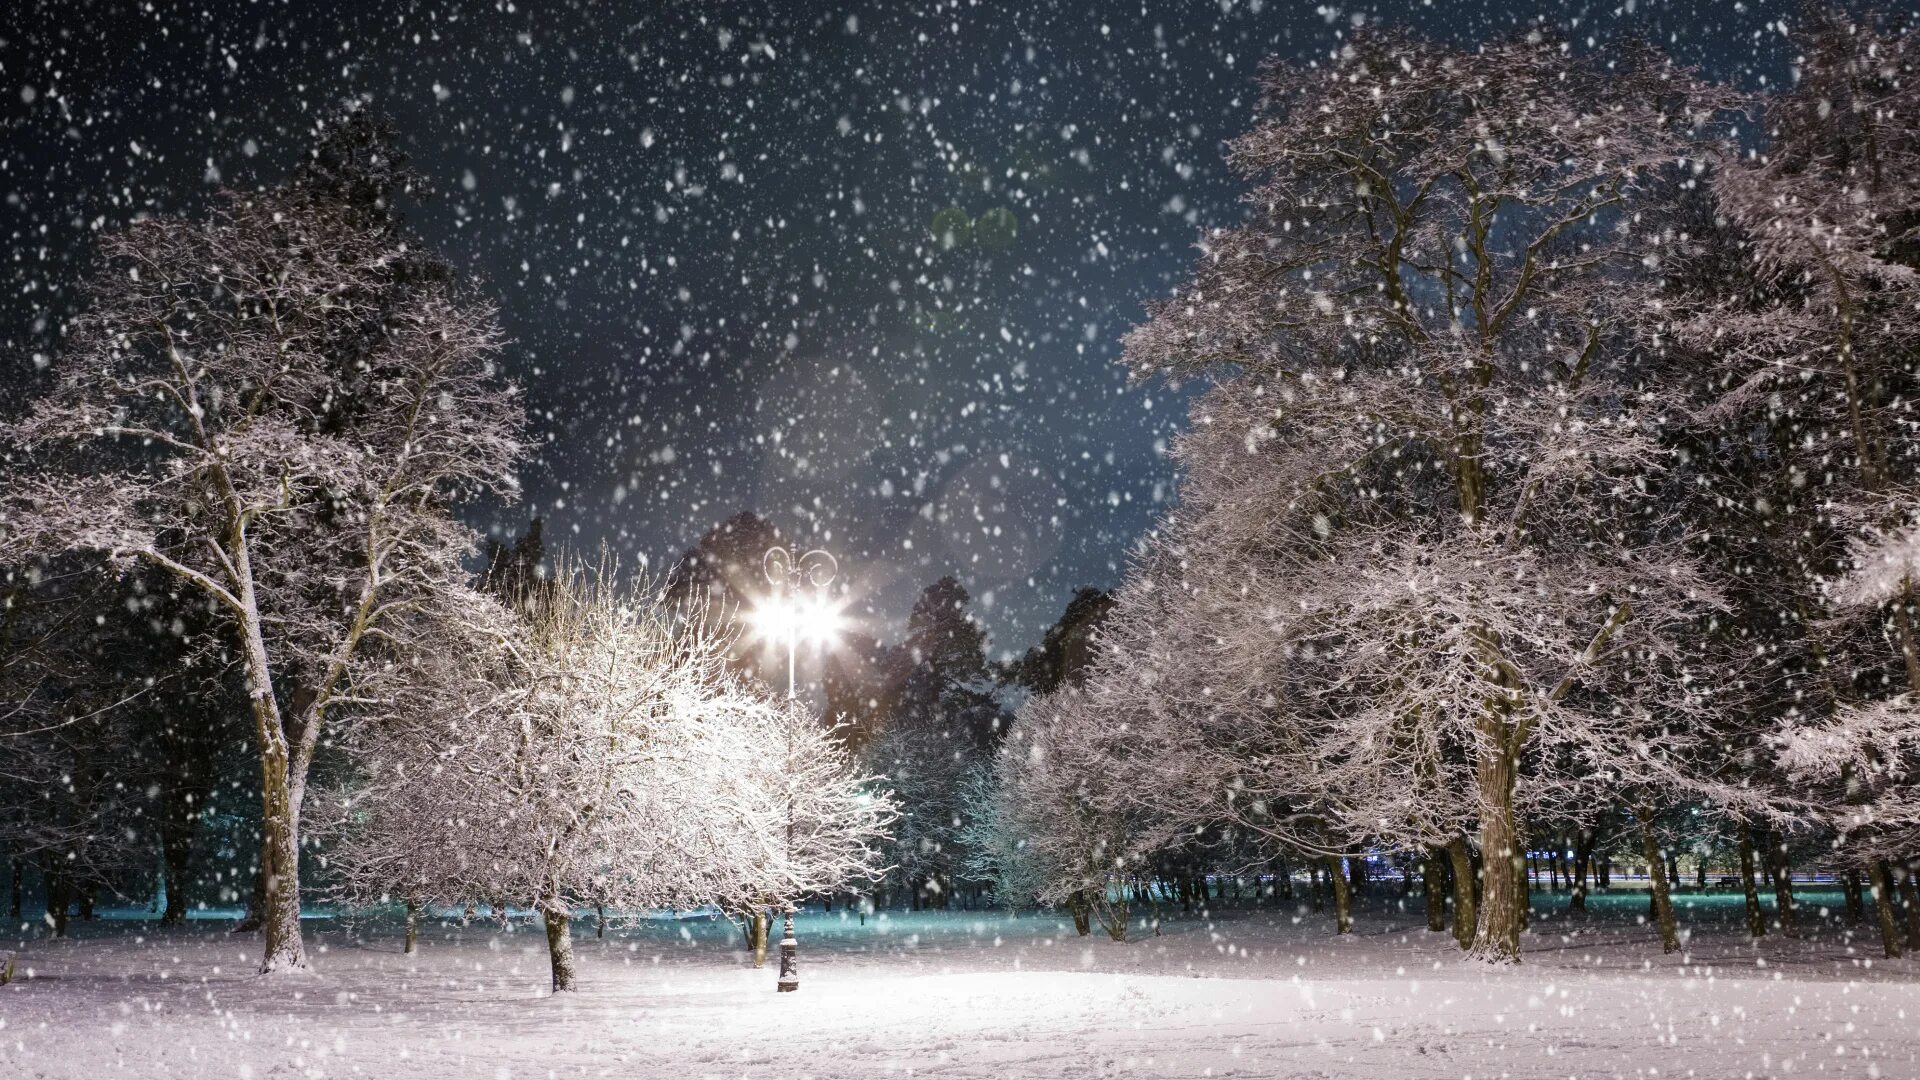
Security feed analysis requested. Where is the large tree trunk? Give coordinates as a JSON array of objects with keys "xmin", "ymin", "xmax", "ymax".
[
  {"xmin": 543, "ymin": 903, "xmax": 577, "ymax": 992},
  {"xmin": 750, "ymin": 909, "xmax": 770, "ymax": 967},
  {"xmin": 1843, "ymin": 867, "xmax": 1866, "ymax": 926},
  {"xmin": 1446, "ymin": 836, "xmax": 1477, "ymax": 950},
  {"xmin": 1736, "ymin": 820, "xmax": 1766, "ymax": 938},
  {"xmin": 1762, "ymin": 831, "xmax": 1797, "ymax": 937},
  {"xmin": 1423, "ymin": 847, "xmax": 1448, "ymax": 932},
  {"xmin": 256, "ymin": 752, "xmax": 306, "ymax": 972},
  {"xmin": 1896, "ymin": 861, "xmax": 1920, "ymax": 951},
  {"xmin": 1470, "ymin": 737, "xmax": 1524, "ymax": 963},
  {"xmin": 1067, "ymin": 889, "xmax": 1092, "ymax": 936},
  {"xmin": 161, "ymin": 815, "xmax": 193, "ymax": 926},
  {"xmin": 1326, "ymin": 857, "xmax": 1352, "ymax": 935},
  {"xmin": 233, "ymin": 594, "xmax": 308, "ymax": 974},
  {"xmin": 1872, "ymin": 861, "xmax": 1904, "ymax": 959},
  {"xmin": 1635, "ymin": 805, "xmax": 1679, "ymax": 954}
]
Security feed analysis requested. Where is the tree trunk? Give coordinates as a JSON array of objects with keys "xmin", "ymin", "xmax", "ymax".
[
  {"xmin": 1737, "ymin": 820, "xmax": 1765, "ymax": 938},
  {"xmin": 257, "ymin": 734, "xmax": 309, "ymax": 972},
  {"xmin": 1067, "ymin": 889, "xmax": 1092, "ymax": 936},
  {"xmin": 1872, "ymin": 861, "xmax": 1904, "ymax": 959},
  {"xmin": 1446, "ymin": 836, "xmax": 1477, "ymax": 950},
  {"xmin": 1346, "ymin": 856, "xmax": 1367, "ymax": 900},
  {"xmin": 750, "ymin": 909, "xmax": 770, "ymax": 968},
  {"xmin": 1597, "ymin": 854, "xmax": 1611, "ymax": 889},
  {"xmin": 1516, "ymin": 846, "xmax": 1530, "ymax": 932},
  {"xmin": 1327, "ymin": 857, "xmax": 1352, "ymax": 935},
  {"xmin": 1896, "ymin": 861, "xmax": 1920, "ymax": 951},
  {"xmin": 1423, "ymin": 847, "xmax": 1447, "ymax": 932},
  {"xmin": 1843, "ymin": 867, "xmax": 1866, "ymax": 925},
  {"xmin": 1570, "ymin": 832, "xmax": 1590, "ymax": 913},
  {"xmin": 45, "ymin": 866, "xmax": 69, "ymax": 939},
  {"xmin": 1635, "ymin": 805, "xmax": 1679, "ymax": 954},
  {"xmin": 8, "ymin": 858, "xmax": 21, "ymax": 919},
  {"xmin": 404, "ymin": 897, "xmax": 420, "ymax": 955},
  {"xmin": 1763, "ymin": 831, "xmax": 1797, "ymax": 937},
  {"xmin": 1470, "ymin": 738, "xmax": 1523, "ymax": 963},
  {"xmin": 596, "ymin": 902, "xmax": 606, "ymax": 940},
  {"xmin": 1094, "ymin": 891, "xmax": 1129, "ymax": 942},
  {"xmin": 1309, "ymin": 861, "xmax": 1324, "ymax": 913},
  {"xmin": 543, "ymin": 904, "xmax": 577, "ymax": 992}
]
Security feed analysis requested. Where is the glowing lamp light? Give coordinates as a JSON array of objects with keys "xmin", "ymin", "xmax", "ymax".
[{"xmin": 750, "ymin": 592, "xmax": 846, "ymax": 649}]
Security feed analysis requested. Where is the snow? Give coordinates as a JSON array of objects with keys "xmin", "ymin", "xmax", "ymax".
[{"xmin": 5, "ymin": 896, "xmax": 1916, "ymax": 1078}]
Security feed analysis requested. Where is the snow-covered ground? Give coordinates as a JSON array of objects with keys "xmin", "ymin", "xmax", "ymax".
[{"xmin": 4, "ymin": 891, "xmax": 1916, "ymax": 1079}]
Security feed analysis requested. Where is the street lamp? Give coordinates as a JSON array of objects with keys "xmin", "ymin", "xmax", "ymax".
[{"xmin": 751, "ymin": 544, "xmax": 841, "ymax": 994}]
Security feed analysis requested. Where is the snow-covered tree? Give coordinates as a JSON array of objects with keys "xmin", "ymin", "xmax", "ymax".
[
  {"xmin": 0, "ymin": 110, "xmax": 525, "ymax": 972},
  {"xmin": 1112, "ymin": 29, "xmax": 1736, "ymax": 961},
  {"xmin": 1677, "ymin": 9, "xmax": 1920, "ymax": 957},
  {"xmin": 324, "ymin": 552, "xmax": 894, "ymax": 991},
  {"xmin": 707, "ymin": 701, "xmax": 896, "ymax": 966}
]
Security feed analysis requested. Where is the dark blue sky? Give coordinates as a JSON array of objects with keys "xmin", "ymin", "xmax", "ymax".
[{"xmin": 2, "ymin": 0, "xmax": 1797, "ymax": 655}]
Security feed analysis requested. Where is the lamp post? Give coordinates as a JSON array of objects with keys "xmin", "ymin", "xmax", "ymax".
[{"xmin": 757, "ymin": 544, "xmax": 839, "ymax": 994}]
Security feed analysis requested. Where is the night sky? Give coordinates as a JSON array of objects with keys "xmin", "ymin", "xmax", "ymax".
[{"xmin": 2, "ymin": 0, "xmax": 1796, "ymax": 656}]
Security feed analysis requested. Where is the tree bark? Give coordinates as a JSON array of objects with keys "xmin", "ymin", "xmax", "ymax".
[
  {"xmin": 1469, "ymin": 739, "xmax": 1523, "ymax": 963},
  {"xmin": 1872, "ymin": 861, "xmax": 1904, "ymax": 959},
  {"xmin": 1423, "ymin": 847, "xmax": 1448, "ymax": 932},
  {"xmin": 1446, "ymin": 836, "xmax": 1477, "ymax": 950},
  {"xmin": 1896, "ymin": 861, "xmax": 1920, "ymax": 951},
  {"xmin": 1763, "ymin": 831, "xmax": 1797, "ymax": 937},
  {"xmin": 1516, "ymin": 845, "xmax": 1531, "ymax": 933},
  {"xmin": 1737, "ymin": 820, "xmax": 1765, "ymax": 939},
  {"xmin": 1843, "ymin": 867, "xmax": 1866, "ymax": 925},
  {"xmin": 543, "ymin": 904, "xmax": 577, "ymax": 992},
  {"xmin": 160, "ymin": 819, "xmax": 193, "ymax": 925},
  {"xmin": 750, "ymin": 909, "xmax": 770, "ymax": 968},
  {"xmin": 256, "ymin": 752, "xmax": 306, "ymax": 972},
  {"xmin": 1068, "ymin": 889, "xmax": 1092, "ymax": 936},
  {"xmin": 1326, "ymin": 857, "xmax": 1352, "ymax": 935},
  {"xmin": 1635, "ymin": 805, "xmax": 1679, "ymax": 954},
  {"xmin": 404, "ymin": 897, "xmax": 420, "ymax": 955}
]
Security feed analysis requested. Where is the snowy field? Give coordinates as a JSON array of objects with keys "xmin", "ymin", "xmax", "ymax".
[{"xmin": 4, "ymin": 892, "xmax": 1917, "ymax": 1080}]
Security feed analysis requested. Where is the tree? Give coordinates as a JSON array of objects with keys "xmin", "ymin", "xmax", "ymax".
[
  {"xmin": 865, "ymin": 577, "xmax": 1003, "ymax": 908},
  {"xmin": 1681, "ymin": 9, "xmax": 1920, "ymax": 957},
  {"xmin": 1114, "ymin": 29, "xmax": 1734, "ymax": 961},
  {"xmin": 1004, "ymin": 587, "xmax": 1116, "ymax": 698},
  {"xmin": 708, "ymin": 701, "xmax": 897, "ymax": 966},
  {"xmin": 0, "ymin": 109, "xmax": 525, "ymax": 972}
]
